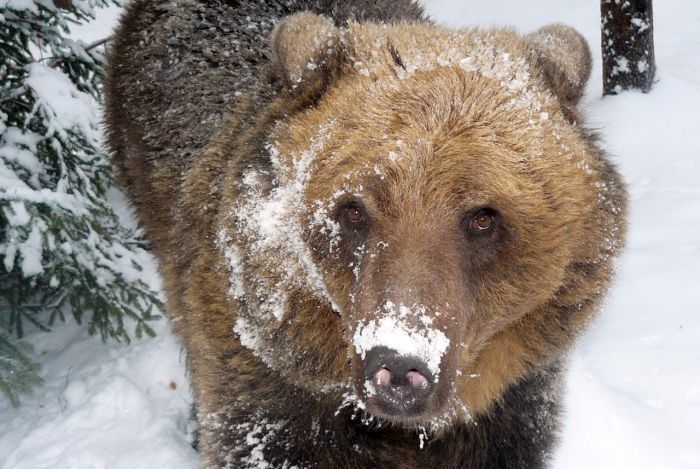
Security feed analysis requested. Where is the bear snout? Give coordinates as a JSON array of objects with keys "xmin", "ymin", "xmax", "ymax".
[
  {"xmin": 351, "ymin": 301, "xmax": 454, "ymax": 420},
  {"xmin": 363, "ymin": 346, "xmax": 435, "ymax": 416}
]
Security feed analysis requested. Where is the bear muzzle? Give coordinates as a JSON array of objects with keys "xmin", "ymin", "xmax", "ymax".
[{"xmin": 363, "ymin": 346, "xmax": 435, "ymax": 416}]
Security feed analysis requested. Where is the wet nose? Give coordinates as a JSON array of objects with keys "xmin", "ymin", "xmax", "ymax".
[{"xmin": 363, "ymin": 346, "xmax": 435, "ymax": 416}]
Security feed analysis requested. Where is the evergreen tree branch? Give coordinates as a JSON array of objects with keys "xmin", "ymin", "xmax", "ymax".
[
  {"xmin": 1, "ymin": 0, "xmax": 161, "ymax": 405},
  {"xmin": 1, "ymin": 36, "xmax": 113, "ymax": 105}
]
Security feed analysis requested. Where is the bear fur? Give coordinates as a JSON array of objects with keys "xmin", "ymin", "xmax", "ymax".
[{"xmin": 105, "ymin": 1, "xmax": 627, "ymax": 467}]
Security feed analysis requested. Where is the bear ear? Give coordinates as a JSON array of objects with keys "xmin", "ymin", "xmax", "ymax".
[
  {"xmin": 525, "ymin": 24, "xmax": 592, "ymax": 106},
  {"xmin": 269, "ymin": 12, "xmax": 344, "ymax": 90}
]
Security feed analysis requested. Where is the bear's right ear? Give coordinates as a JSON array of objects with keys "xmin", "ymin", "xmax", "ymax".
[
  {"xmin": 269, "ymin": 12, "xmax": 344, "ymax": 90},
  {"xmin": 525, "ymin": 24, "xmax": 592, "ymax": 106}
]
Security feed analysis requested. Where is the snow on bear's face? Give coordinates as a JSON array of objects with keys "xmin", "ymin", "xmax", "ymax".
[{"xmin": 219, "ymin": 15, "xmax": 619, "ymax": 428}]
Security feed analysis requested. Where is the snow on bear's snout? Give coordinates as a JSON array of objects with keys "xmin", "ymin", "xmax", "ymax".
[{"xmin": 352, "ymin": 300, "xmax": 450, "ymax": 382}]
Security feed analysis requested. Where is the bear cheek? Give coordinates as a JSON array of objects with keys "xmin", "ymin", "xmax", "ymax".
[{"xmin": 459, "ymin": 214, "xmax": 562, "ymax": 335}]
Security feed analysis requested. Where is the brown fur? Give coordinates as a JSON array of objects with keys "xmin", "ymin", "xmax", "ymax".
[{"xmin": 106, "ymin": 1, "xmax": 627, "ymax": 467}]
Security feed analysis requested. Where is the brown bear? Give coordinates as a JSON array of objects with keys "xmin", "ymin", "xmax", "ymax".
[{"xmin": 105, "ymin": 1, "xmax": 627, "ymax": 467}]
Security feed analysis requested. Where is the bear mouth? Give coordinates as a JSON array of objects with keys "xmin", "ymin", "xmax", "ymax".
[{"xmin": 363, "ymin": 380, "xmax": 437, "ymax": 421}]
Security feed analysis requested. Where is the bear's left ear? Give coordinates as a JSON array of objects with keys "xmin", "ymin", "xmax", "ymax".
[
  {"xmin": 525, "ymin": 24, "xmax": 592, "ymax": 106},
  {"xmin": 269, "ymin": 12, "xmax": 344, "ymax": 90}
]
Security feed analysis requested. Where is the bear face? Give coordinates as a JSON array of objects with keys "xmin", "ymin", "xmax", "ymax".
[{"xmin": 216, "ymin": 14, "xmax": 625, "ymax": 432}]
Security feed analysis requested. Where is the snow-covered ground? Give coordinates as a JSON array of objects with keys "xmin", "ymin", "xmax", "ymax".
[{"xmin": 2, "ymin": 1, "xmax": 699, "ymax": 468}]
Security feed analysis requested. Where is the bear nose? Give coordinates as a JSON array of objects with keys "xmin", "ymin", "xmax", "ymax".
[{"xmin": 363, "ymin": 346, "xmax": 435, "ymax": 416}]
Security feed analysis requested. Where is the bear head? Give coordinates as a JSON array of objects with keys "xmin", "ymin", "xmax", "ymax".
[{"xmin": 216, "ymin": 13, "xmax": 625, "ymax": 432}]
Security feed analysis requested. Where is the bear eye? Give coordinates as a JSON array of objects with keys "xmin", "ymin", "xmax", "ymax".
[
  {"xmin": 465, "ymin": 208, "xmax": 498, "ymax": 235},
  {"xmin": 337, "ymin": 200, "xmax": 369, "ymax": 231},
  {"xmin": 344, "ymin": 204, "xmax": 367, "ymax": 225},
  {"xmin": 346, "ymin": 206, "xmax": 365, "ymax": 224},
  {"xmin": 471, "ymin": 213, "xmax": 493, "ymax": 231}
]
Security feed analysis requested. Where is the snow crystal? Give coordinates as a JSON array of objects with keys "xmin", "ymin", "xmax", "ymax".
[
  {"xmin": 364, "ymin": 379, "xmax": 377, "ymax": 397},
  {"xmin": 25, "ymin": 63, "xmax": 98, "ymax": 141},
  {"xmin": 232, "ymin": 316, "xmax": 273, "ymax": 367},
  {"xmin": 239, "ymin": 419, "xmax": 287, "ymax": 469},
  {"xmin": 1, "ymin": 0, "xmax": 39, "ymax": 13},
  {"xmin": 630, "ymin": 17, "xmax": 650, "ymax": 32},
  {"xmin": 218, "ymin": 231, "xmax": 246, "ymax": 299},
  {"xmin": 351, "ymin": 243, "xmax": 366, "ymax": 282},
  {"xmin": 612, "ymin": 56, "xmax": 630, "ymax": 75},
  {"xmin": 4, "ymin": 200, "xmax": 30, "ymax": 226},
  {"xmin": 222, "ymin": 126, "xmax": 343, "ymax": 330},
  {"xmin": 353, "ymin": 301, "xmax": 450, "ymax": 379},
  {"xmin": 335, "ymin": 391, "xmax": 376, "ymax": 427},
  {"xmin": 19, "ymin": 223, "xmax": 44, "ymax": 276},
  {"xmin": 418, "ymin": 427, "xmax": 428, "ymax": 449},
  {"xmin": 309, "ymin": 200, "xmax": 341, "ymax": 253}
]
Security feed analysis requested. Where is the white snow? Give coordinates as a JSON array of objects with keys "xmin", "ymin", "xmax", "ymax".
[
  {"xmin": 237, "ymin": 419, "xmax": 288, "ymax": 469},
  {"xmin": 631, "ymin": 17, "xmax": 650, "ymax": 33},
  {"xmin": 2, "ymin": 1, "xmax": 700, "ymax": 468},
  {"xmin": 224, "ymin": 136, "xmax": 343, "ymax": 324},
  {"xmin": 0, "ymin": 0, "xmax": 39, "ymax": 14},
  {"xmin": 24, "ymin": 63, "xmax": 98, "ymax": 139},
  {"xmin": 18, "ymin": 223, "xmax": 43, "ymax": 276},
  {"xmin": 353, "ymin": 301, "xmax": 449, "ymax": 379},
  {"xmin": 232, "ymin": 315, "xmax": 276, "ymax": 368},
  {"xmin": 613, "ymin": 55, "xmax": 631, "ymax": 75},
  {"xmin": 0, "ymin": 316, "xmax": 198, "ymax": 469},
  {"xmin": 217, "ymin": 231, "xmax": 246, "ymax": 299}
]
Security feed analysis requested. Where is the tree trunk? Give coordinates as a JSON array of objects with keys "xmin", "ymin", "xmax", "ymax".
[
  {"xmin": 601, "ymin": 0, "xmax": 656, "ymax": 95},
  {"xmin": 52, "ymin": 0, "xmax": 73, "ymax": 9}
]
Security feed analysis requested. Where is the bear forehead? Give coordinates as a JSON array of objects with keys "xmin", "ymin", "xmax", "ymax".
[
  {"xmin": 282, "ymin": 51, "xmax": 573, "ymax": 176},
  {"xmin": 272, "ymin": 22, "xmax": 598, "ymax": 223},
  {"xmin": 288, "ymin": 78, "xmax": 588, "ymax": 209}
]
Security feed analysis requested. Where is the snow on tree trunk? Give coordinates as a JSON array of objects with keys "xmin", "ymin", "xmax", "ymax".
[{"xmin": 601, "ymin": 0, "xmax": 656, "ymax": 95}]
